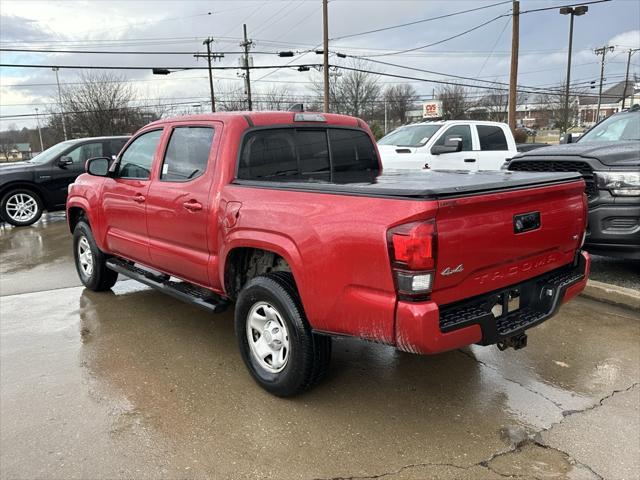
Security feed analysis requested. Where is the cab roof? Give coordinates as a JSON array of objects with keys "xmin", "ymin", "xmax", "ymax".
[{"xmin": 147, "ymin": 111, "xmax": 364, "ymax": 128}]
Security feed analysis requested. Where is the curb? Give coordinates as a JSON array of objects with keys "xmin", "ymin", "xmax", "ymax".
[{"xmin": 580, "ymin": 280, "xmax": 640, "ymax": 312}]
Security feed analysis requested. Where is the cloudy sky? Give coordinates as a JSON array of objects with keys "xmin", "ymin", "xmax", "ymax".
[{"xmin": 1, "ymin": 0, "xmax": 639, "ymax": 129}]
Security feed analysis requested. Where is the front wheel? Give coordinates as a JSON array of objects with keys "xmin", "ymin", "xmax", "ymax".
[
  {"xmin": 73, "ymin": 220, "xmax": 118, "ymax": 291},
  {"xmin": 1, "ymin": 189, "xmax": 43, "ymax": 226},
  {"xmin": 235, "ymin": 272, "xmax": 331, "ymax": 397}
]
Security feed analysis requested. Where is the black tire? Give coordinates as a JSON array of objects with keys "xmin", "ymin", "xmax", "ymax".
[
  {"xmin": 73, "ymin": 220, "xmax": 118, "ymax": 291},
  {"xmin": 0, "ymin": 188, "xmax": 43, "ymax": 226},
  {"xmin": 235, "ymin": 271, "xmax": 332, "ymax": 397}
]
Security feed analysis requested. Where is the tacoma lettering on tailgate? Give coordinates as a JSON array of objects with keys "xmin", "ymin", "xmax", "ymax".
[{"xmin": 472, "ymin": 253, "xmax": 560, "ymax": 286}]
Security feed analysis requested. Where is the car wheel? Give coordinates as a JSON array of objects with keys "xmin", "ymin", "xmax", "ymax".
[
  {"xmin": 1, "ymin": 189, "xmax": 43, "ymax": 226},
  {"xmin": 235, "ymin": 271, "xmax": 332, "ymax": 397},
  {"xmin": 73, "ymin": 220, "xmax": 118, "ymax": 291}
]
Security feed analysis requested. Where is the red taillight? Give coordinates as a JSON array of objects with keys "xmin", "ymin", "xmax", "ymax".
[
  {"xmin": 388, "ymin": 220, "xmax": 437, "ymax": 300},
  {"xmin": 389, "ymin": 221, "xmax": 435, "ymax": 270}
]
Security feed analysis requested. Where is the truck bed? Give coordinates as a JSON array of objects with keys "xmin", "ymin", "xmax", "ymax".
[{"xmin": 232, "ymin": 169, "xmax": 583, "ymax": 199}]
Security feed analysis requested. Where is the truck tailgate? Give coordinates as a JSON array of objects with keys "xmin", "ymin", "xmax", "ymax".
[{"xmin": 431, "ymin": 180, "xmax": 587, "ymax": 306}]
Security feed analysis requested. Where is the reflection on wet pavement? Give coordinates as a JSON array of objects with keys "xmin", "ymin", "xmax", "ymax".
[
  {"xmin": 1, "ymin": 278, "xmax": 638, "ymax": 479},
  {"xmin": 0, "ymin": 213, "xmax": 79, "ymax": 296}
]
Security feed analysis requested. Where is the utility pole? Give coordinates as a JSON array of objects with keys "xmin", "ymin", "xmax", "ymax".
[
  {"xmin": 508, "ymin": 0, "xmax": 519, "ymax": 132},
  {"xmin": 52, "ymin": 67, "xmax": 68, "ymax": 140},
  {"xmin": 34, "ymin": 108, "xmax": 44, "ymax": 152},
  {"xmin": 621, "ymin": 48, "xmax": 639, "ymax": 110},
  {"xmin": 240, "ymin": 24, "xmax": 253, "ymax": 111},
  {"xmin": 322, "ymin": 0, "xmax": 329, "ymax": 113},
  {"xmin": 194, "ymin": 38, "xmax": 224, "ymax": 112},
  {"xmin": 594, "ymin": 45, "xmax": 614, "ymax": 122}
]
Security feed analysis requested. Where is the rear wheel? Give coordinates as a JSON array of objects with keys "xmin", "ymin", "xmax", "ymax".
[
  {"xmin": 235, "ymin": 272, "xmax": 332, "ymax": 397},
  {"xmin": 73, "ymin": 220, "xmax": 118, "ymax": 291},
  {"xmin": 1, "ymin": 189, "xmax": 43, "ymax": 226}
]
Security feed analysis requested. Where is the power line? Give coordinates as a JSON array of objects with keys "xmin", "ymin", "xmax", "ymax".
[
  {"xmin": 339, "ymin": 55, "xmax": 595, "ymax": 95},
  {"xmin": 0, "ymin": 62, "xmax": 324, "ymax": 71},
  {"xmin": 0, "ymin": 48, "xmax": 275, "ymax": 55},
  {"xmin": 354, "ymin": 13, "xmax": 511, "ymax": 58},
  {"xmin": 329, "ymin": 0, "xmax": 511, "ymax": 41},
  {"xmin": 519, "ymin": 0, "xmax": 611, "ymax": 14},
  {"xmin": 332, "ymin": 64, "xmax": 605, "ymax": 98}
]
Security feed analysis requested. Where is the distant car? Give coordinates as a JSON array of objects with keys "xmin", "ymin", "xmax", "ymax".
[
  {"xmin": 509, "ymin": 106, "xmax": 640, "ymax": 259},
  {"xmin": 378, "ymin": 120, "xmax": 518, "ymax": 171},
  {"xmin": 0, "ymin": 136, "xmax": 129, "ymax": 226},
  {"xmin": 518, "ymin": 126, "xmax": 537, "ymax": 137}
]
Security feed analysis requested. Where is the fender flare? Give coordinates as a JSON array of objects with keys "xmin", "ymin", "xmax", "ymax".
[{"xmin": 66, "ymin": 196, "xmax": 107, "ymax": 250}]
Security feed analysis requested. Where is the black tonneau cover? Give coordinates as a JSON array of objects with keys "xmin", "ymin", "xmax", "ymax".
[{"xmin": 233, "ymin": 169, "xmax": 583, "ymax": 200}]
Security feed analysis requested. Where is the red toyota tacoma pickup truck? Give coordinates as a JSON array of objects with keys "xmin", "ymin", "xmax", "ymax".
[{"xmin": 67, "ymin": 111, "xmax": 590, "ymax": 396}]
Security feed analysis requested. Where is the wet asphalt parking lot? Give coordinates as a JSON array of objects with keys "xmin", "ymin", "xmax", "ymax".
[{"xmin": 1, "ymin": 213, "xmax": 639, "ymax": 480}]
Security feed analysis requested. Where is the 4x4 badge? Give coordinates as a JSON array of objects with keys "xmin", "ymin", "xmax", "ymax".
[{"xmin": 441, "ymin": 264, "xmax": 464, "ymax": 276}]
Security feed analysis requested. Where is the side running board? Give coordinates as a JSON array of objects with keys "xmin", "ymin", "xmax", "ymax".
[{"xmin": 106, "ymin": 258, "xmax": 229, "ymax": 313}]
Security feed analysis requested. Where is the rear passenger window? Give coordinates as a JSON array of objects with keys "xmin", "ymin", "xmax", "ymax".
[
  {"xmin": 434, "ymin": 125, "xmax": 472, "ymax": 151},
  {"xmin": 477, "ymin": 125, "xmax": 508, "ymax": 151},
  {"xmin": 238, "ymin": 128, "xmax": 378, "ymax": 183},
  {"xmin": 329, "ymin": 129, "xmax": 378, "ymax": 180},
  {"xmin": 161, "ymin": 127, "xmax": 214, "ymax": 181}
]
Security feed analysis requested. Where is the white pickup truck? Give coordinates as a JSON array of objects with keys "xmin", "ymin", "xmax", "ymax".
[{"xmin": 378, "ymin": 120, "xmax": 518, "ymax": 171}]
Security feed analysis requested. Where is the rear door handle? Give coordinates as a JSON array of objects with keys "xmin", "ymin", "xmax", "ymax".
[
  {"xmin": 464, "ymin": 158, "xmax": 476, "ymax": 163},
  {"xmin": 133, "ymin": 194, "xmax": 146, "ymax": 203},
  {"xmin": 183, "ymin": 200, "xmax": 203, "ymax": 212}
]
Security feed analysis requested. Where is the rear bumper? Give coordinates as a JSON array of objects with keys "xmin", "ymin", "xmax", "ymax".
[{"xmin": 395, "ymin": 251, "xmax": 590, "ymax": 354}]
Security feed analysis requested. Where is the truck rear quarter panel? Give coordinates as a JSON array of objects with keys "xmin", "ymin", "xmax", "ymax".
[{"xmin": 220, "ymin": 184, "xmax": 438, "ymax": 343}]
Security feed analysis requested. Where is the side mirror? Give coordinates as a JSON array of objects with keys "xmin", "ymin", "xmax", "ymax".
[
  {"xmin": 431, "ymin": 136, "xmax": 463, "ymax": 155},
  {"xmin": 561, "ymin": 133, "xmax": 573, "ymax": 144},
  {"xmin": 86, "ymin": 157, "xmax": 111, "ymax": 177},
  {"xmin": 58, "ymin": 156, "xmax": 73, "ymax": 167}
]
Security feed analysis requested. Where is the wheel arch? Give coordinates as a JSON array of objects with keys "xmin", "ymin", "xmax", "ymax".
[
  {"xmin": 223, "ymin": 246, "xmax": 297, "ymax": 301},
  {"xmin": 0, "ymin": 181, "xmax": 47, "ymax": 206}
]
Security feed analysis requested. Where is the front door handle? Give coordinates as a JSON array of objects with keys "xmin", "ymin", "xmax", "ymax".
[
  {"xmin": 464, "ymin": 158, "xmax": 476, "ymax": 163},
  {"xmin": 133, "ymin": 194, "xmax": 146, "ymax": 203},
  {"xmin": 183, "ymin": 200, "xmax": 203, "ymax": 212}
]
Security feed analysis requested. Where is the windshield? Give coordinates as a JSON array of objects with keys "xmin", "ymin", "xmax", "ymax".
[
  {"xmin": 378, "ymin": 124, "xmax": 442, "ymax": 147},
  {"xmin": 579, "ymin": 112, "xmax": 640, "ymax": 143},
  {"xmin": 27, "ymin": 140, "xmax": 79, "ymax": 164}
]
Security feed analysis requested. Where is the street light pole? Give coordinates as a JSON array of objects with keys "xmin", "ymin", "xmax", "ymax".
[
  {"xmin": 52, "ymin": 66, "xmax": 68, "ymax": 140},
  {"xmin": 559, "ymin": 5, "xmax": 588, "ymax": 135},
  {"xmin": 322, "ymin": 0, "xmax": 329, "ymax": 113}
]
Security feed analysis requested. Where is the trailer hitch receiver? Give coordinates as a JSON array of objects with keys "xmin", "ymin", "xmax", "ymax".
[{"xmin": 497, "ymin": 333, "xmax": 528, "ymax": 351}]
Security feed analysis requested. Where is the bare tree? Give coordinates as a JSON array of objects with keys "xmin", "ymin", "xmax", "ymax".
[
  {"xmin": 477, "ymin": 84, "xmax": 509, "ymax": 122},
  {"xmin": 384, "ymin": 84, "xmax": 419, "ymax": 125},
  {"xmin": 48, "ymin": 71, "xmax": 151, "ymax": 137},
  {"xmin": 436, "ymin": 84, "xmax": 473, "ymax": 120},
  {"xmin": 256, "ymin": 85, "xmax": 292, "ymax": 111},
  {"xmin": 473, "ymin": 83, "xmax": 527, "ymax": 123},
  {"xmin": 216, "ymin": 82, "xmax": 248, "ymax": 111},
  {"xmin": 310, "ymin": 60, "xmax": 381, "ymax": 119},
  {"xmin": 537, "ymin": 82, "xmax": 582, "ymax": 132}
]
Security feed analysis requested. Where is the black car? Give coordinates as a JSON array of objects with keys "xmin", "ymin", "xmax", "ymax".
[
  {"xmin": 508, "ymin": 106, "xmax": 640, "ymax": 259},
  {"xmin": 0, "ymin": 136, "xmax": 129, "ymax": 226}
]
